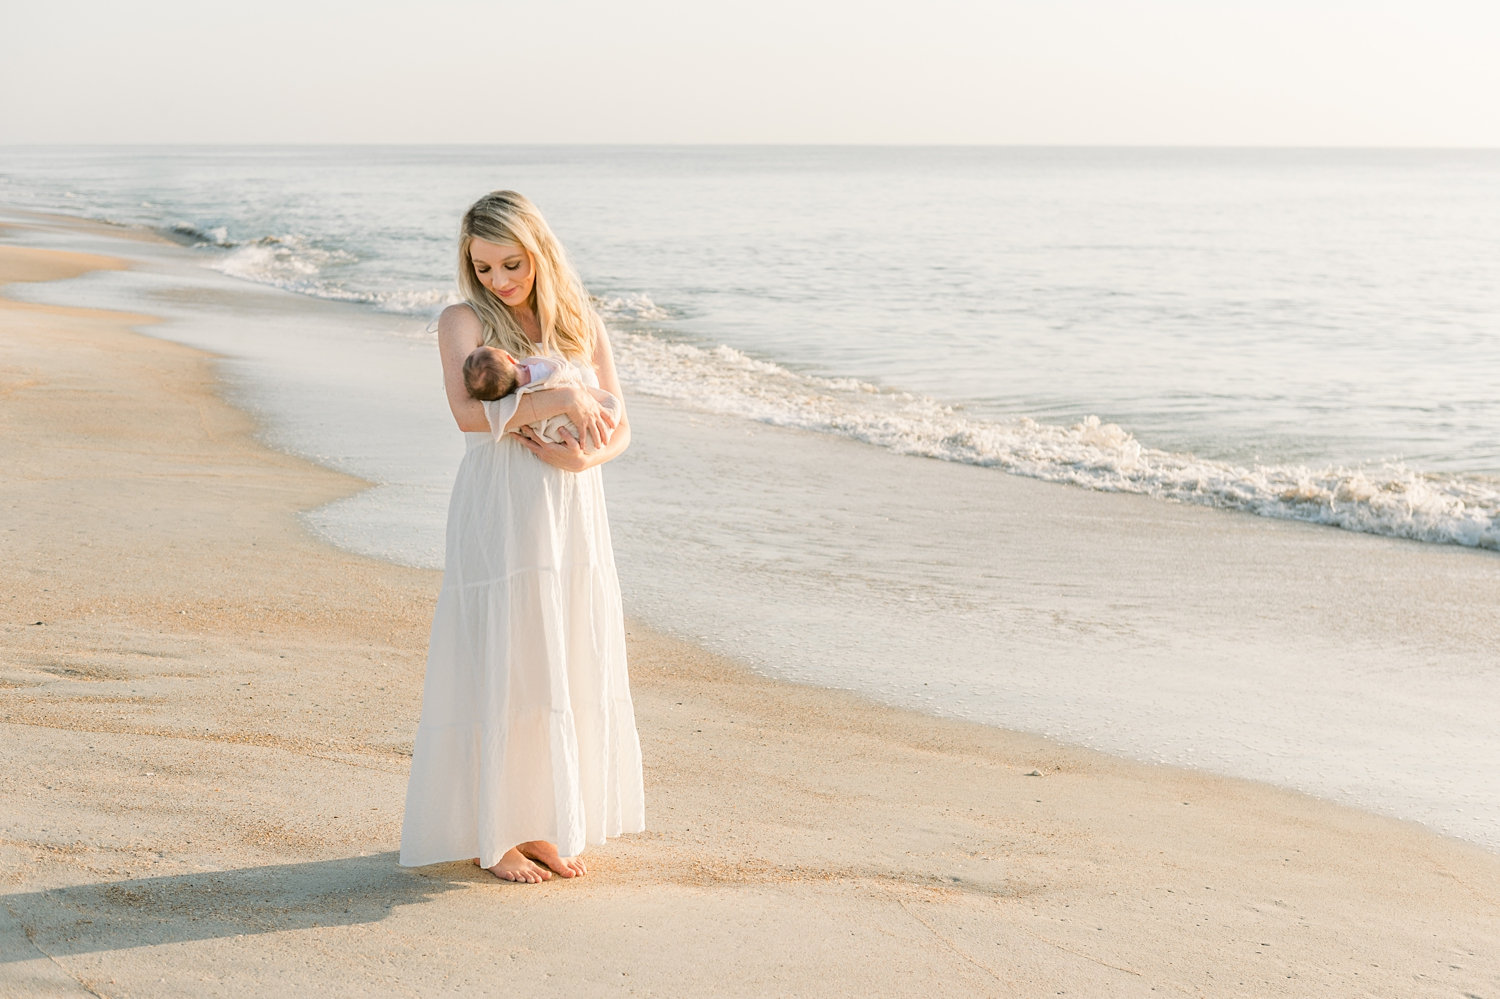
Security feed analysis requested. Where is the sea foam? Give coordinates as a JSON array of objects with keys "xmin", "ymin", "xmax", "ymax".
[
  {"xmin": 179, "ymin": 227, "xmax": 460, "ymax": 315},
  {"xmin": 612, "ymin": 329, "xmax": 1500, "ymax": 549}
]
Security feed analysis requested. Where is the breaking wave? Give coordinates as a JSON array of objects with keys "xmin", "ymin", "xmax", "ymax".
[
  {"xmin": 613, "ymin": 329, "xmax": 1500, "ymax": 549},
  {"xmin": 169, "ymin": 225, "xmax": 460, "ymax": 315}
]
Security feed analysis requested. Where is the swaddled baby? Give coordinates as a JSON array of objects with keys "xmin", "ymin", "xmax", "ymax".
[{"xmin": 463, "ymin": 344, "xmax": 620, "ymax": 447}]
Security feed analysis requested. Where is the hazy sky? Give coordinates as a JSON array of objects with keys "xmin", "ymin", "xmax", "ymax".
[{"xmin": 5, "ymin": 0, "xmax": 1497, "ymax": 145}]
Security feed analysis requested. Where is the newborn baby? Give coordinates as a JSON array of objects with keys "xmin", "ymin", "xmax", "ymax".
[{"xmin": 463, "ymin": 344, "xmax": 620, "ymax": 447}]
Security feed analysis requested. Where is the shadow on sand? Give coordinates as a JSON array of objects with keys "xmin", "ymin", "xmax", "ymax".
[{"xmin": 0, "ymin": 853, "xmax": 476, "ymax": 962}]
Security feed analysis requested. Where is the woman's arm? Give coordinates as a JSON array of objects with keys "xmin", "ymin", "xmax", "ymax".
[
  {"xmin": 513, "ymin": 320, "xmax": 632, "ymax": 472},
  {"xmin": 437, "ymin": 305, "xmax": 490, "ymax": 432},
  {"xmin": 437, "ymin": 304, "xmax": 613, "ymax": 436}
]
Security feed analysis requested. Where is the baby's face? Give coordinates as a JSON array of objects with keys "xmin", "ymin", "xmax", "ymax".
[{"xmin": 488, "ymin": 348, "xmax": 520, "ymax": 383}]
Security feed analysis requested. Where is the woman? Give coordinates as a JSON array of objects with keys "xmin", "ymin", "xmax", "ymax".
[{"xmin": 399, "ymin": 191, "xmax": 645, "ymax": 883}]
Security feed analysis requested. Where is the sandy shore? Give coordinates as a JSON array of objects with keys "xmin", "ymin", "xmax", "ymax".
[{"xmin": 2, "ymin": 235, "xmax": 1498, "ymax": 998}]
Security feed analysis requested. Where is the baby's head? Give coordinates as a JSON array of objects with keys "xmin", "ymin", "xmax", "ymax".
[{"xmin": 463, "ymin": 346, "xmax": 519, "ymax": 401}]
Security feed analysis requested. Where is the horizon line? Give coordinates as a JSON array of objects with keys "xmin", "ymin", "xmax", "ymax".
[{"xmin": 3, "ymin": 141, "xmax": 1500, "ymax": 152}]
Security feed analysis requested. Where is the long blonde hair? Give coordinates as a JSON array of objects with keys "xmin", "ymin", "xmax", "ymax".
[{"xmin": 457, "ymin": 190, "xmax": 598, "ymax": 361}]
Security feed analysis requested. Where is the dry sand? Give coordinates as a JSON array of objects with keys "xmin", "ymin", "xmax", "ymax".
[{"xmin": 1, "ymin": 240, "xmax": 1497, "ymax": 998}]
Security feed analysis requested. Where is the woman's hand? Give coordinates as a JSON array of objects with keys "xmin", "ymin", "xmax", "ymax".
[
  {"xmin": 563, "ymin": 385, "xmax": 616, "ymax": 450},
  {"xmin": 512, "ymin": 425, "xmax": 594, "ymax": 472}
]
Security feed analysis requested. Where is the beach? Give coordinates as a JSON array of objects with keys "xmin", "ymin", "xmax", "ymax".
[
  {"xmin": 3, "ymin": 226, "xmax": 1499, "ymax": 996},
  {"xmin": 6, "ymin": 151, "xmax": 1500, "ymax": 849}
]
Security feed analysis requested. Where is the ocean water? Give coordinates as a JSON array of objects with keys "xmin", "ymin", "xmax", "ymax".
[
  {"xmin": 3, "ymin": 149, "xmax": 1499, "ymax": 852},
  {"xmin": 3, "ymin": 145, "xmax": 1499, "ymax": 547}
]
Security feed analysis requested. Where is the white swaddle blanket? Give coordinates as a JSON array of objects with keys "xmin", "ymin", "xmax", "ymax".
[{"xmin": 480, "ymin": 356, "xmax": 621, "ymax": 446}]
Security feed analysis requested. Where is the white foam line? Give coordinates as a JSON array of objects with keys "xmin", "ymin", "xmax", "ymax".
[{"xmin": 613, "ymin": 330, "xmax": 1500, "ymax": 550}]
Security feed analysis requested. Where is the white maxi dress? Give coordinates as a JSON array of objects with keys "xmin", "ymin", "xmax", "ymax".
[{"xmin": 399, "ymin": 355, "xmax": 645, "ymax": 867}]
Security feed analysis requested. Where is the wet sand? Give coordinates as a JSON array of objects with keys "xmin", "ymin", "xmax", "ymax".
[{"xmin": 1, "ymin": 238, "xmax": 1498, "ymax": 998}]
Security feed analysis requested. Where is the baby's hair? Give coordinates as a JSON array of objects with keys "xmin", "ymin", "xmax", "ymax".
[{"xmin": 463, "ymin": 346, "xmax": 518, "ymax": 401}]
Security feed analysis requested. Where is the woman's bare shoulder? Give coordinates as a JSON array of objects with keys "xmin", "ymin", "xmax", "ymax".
[
  {"xmin": 439, "ymin": 302, "xmax": 481, "ymax": 331},
  {"xmin": 437, "ymin": 303, "xmax": 483, "ymax": 349}
]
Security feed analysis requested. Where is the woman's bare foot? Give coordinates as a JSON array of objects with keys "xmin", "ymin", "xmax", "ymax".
[
  {"xmin": 486, "ymin": 847, "xmax": 551, "ymax": 883},
  {"xmin": 518, "ymin": 840, "xmax": 587, "ymax": 878}
]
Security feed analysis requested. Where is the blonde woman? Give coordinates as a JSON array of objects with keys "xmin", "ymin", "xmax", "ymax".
[{"xmin": 399, "ymin": 191, "xmax": 645, "ymax": 883}]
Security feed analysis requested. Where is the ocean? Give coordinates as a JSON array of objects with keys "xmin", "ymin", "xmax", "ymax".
[
  {"xmin": 4, "ymin": 146, "xmax": 1499, "ymax": 542},
  {"xmin": 2, "ymin": 145, "xmax": 1497, "ymax": 851}
]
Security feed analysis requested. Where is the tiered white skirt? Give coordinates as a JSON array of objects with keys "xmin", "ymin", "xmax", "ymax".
[{"xmin": 399, "ymin": 431, "xmax": 645, "ymax": 867}]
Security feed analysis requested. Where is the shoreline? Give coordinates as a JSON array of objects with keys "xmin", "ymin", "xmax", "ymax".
[
  {"xmin": 9, "ymin": 201, "xmax": 1500, "ymax": 556},
  {"xmin": 2, "ymin": 234, "xmax": 1499, "ymax": 996}
]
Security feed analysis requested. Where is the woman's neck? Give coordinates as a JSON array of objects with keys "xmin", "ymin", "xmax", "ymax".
[{"xmin": 511, "ymin": 303, "xmax": 542, "ymax": 342}]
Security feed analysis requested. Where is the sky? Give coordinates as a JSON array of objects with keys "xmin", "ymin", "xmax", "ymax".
[{"xmin": 4, "ymin": 0, "xmax": 1498, "ymax": 146}]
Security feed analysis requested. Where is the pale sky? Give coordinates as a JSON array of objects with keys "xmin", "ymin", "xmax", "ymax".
[{"xmin": 4, "ymin": 0, "xmax": 1498, "ymax": 145}]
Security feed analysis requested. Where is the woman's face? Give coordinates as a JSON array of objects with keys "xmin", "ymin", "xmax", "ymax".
[{"xmin": 469, "ymin": 237, "xmax": 535, "ymax": 309}]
